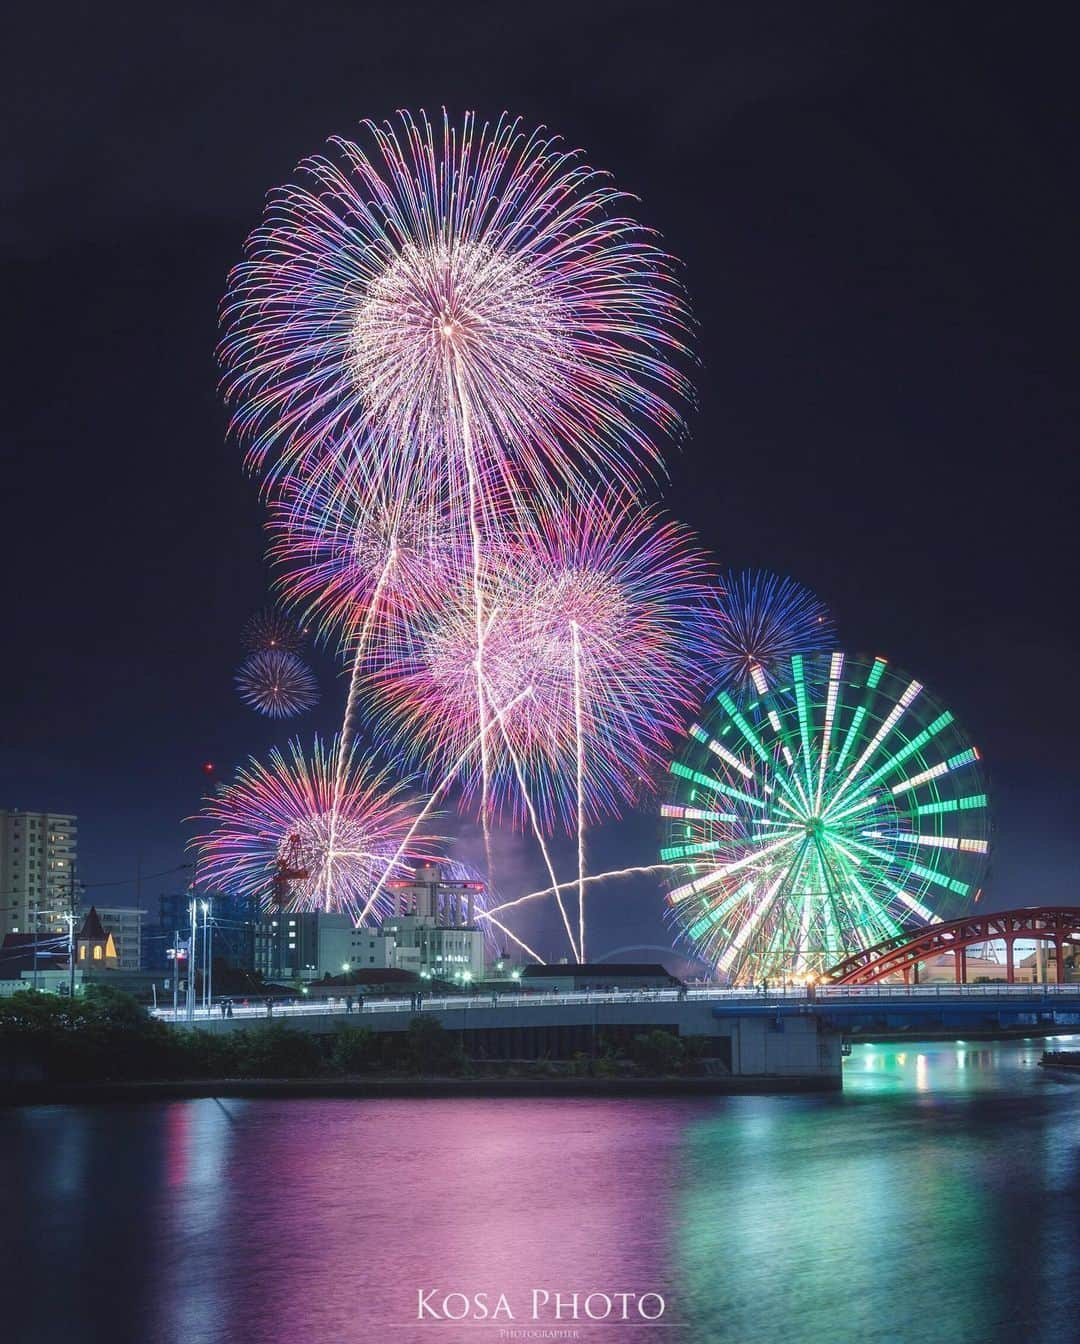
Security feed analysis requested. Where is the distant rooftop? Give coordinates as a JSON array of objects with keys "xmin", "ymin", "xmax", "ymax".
[{"xmin": 521, "ymin": 963, "xmax": 681, "ymax": 981}]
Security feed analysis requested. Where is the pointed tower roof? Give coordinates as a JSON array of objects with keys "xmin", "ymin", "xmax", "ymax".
[{"xmin": 78, "ymin": 906, "xmax": 107, "ymax": 941}]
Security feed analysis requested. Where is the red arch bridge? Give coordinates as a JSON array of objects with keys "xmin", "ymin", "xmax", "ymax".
[
  {"xmin": 703, "ymin": 908, "xmax": 1080, "ymax": 1030},
  {"xmin": 825, "ymin": 906, "xmax": 1080, "ymax": 986}
]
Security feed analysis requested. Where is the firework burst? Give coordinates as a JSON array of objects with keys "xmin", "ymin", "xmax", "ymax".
[
  {"xmin": 706, "ymin": 570, "xmax": 833, "ymax": 693},
  {"xmin": 267, "ymin": 454, "xmax": 456, "ymax": 659},
  {"xmin": 219, "ymin": 108, "xmax": 693, "ymax": 511},
  {"xmin": 373, "ymin": 496, "xmax": 713, "ymax": 831},
  {"xmin": 194, "ymin": 737, "xmax": 437, "ymax": 917},
  {"xmin": 241, "ymin": 607, "xmax": 305, "ymax": 655},
  {"xmin": 370, "ymin": 555, "xmax": 537, "ymax": 820},
  {"xmin": 235, "ymin": 650, "xmax": 319, "ymax": 718},
  {"xmin": 513, "ymin": 496, "xmax": 714, "ymax": 832}
]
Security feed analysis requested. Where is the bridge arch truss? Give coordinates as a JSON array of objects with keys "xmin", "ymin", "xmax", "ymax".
[{"xmin": 825, "ymin": 907, "xmax": 1080, "ymax": 985}]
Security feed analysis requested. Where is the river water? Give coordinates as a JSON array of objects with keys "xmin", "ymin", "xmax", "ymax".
[{"xmin": 2, "ymin": 1040, "xmax": 1079, "ymax": 1344}]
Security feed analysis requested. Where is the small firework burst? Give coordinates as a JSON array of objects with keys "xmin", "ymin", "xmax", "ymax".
[
  {"xmin": 706, "ymin": 570, "xmax": 834, "ymax": 693},
  {"xmin": 193, "ymin": 737, "xmax": 438, "ymax": 917},
  {"xmin": 241, "ymin": 607, "xmax": 305, "ymax": 655},
  {"xmin": 235, "ymin": 650, "xmax": 319, "ymax": 718}
]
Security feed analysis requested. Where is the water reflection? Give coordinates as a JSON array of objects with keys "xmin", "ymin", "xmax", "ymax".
[
  {"xmin": 676, "ymin": 1041, "xmax": 1080, "ymax": 1343},
  {"xmin": 1, "ymin": 1042, "xmax": 1078, "ymax": 1344}
]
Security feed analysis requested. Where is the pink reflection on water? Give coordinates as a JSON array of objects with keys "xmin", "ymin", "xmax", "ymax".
[{"xmin": 206, "ymin": 1099, "xmax": 693, "ymax": 1344}]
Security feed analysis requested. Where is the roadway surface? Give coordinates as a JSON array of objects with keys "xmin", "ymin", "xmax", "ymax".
[{"xmin": 153, "ymin": 982, "xmax": 1080, "ymax": 1024}]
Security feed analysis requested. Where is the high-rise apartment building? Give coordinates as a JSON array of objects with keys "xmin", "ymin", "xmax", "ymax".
[{"xmin": 0, "ymin": 810, "xmax": 77, "ymax": 938}]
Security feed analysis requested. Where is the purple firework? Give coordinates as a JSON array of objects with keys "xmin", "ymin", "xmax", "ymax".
[{"xmin": 236, "ymin": 650, "xmax": 319, "ymax": 718}]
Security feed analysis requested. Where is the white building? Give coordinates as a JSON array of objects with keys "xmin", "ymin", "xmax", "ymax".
[
  {"xmin": 85, "ymin": 906, "xmax": 144, "ymax": 971},
  {"xmin": 0, "ymin": 809, "xmax": 77, "ymax": 938},
  {"xmin": 378, "ymin": 916, "xmax": 485, "ymax": 978},
  {"xmin": 347, "ymin": 926, "xmax": 397, "ymax": 970},
  {"xmin": 348, "ymin": 864, "xmax": 486, "ymax": 979}
]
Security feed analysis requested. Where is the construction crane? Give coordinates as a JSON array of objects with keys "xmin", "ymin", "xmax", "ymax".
[{"xmin": 271, "ymin": 832, "xmax": 309, "ymax": 907}]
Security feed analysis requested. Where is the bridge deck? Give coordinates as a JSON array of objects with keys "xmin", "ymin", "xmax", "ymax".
[{"xmin": 155, "ymin": 982, "xmax": 1080, "ymax": 1026}]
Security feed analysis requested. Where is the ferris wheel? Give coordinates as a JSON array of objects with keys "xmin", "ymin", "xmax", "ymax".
[{"xmin": 661, "ymin": 651, "xmax": 990, "ymax": 984}]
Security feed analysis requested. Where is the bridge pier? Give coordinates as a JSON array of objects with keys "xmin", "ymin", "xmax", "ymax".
[{"xmin": 1006, "ymin": 937, "xmax": 1015, "ymax": 984}]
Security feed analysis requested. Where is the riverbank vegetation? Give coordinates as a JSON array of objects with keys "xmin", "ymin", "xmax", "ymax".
[{"xmin": 0, "ymin": 989, "xmax": 709, "ymax": 1087}]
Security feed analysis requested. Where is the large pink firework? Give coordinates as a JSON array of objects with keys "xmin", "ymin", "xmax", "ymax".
[
  {"xmin": 219, "ymin": 109, "xmax": 693, "ymax": 513},
  {"xmin": 193, "ymin": 737, "xmax": 437, "ymax": 918},
  {"xmin": 267, "ymin": 451, "xmax": 456, "ymax": 660},
  {"xmin": 369, "ymin": 555, "xmax": 538, "ymax": 822},
  {"xmin": 514, "ymin": 495, "xmax": 714, "ymax": 830},
  {"xmin": 373, "ymin": 496, "xmax": 713, "ymax": 833}
]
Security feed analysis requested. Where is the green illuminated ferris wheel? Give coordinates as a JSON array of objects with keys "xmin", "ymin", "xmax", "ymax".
[{"xmin": 661, "ymin": 651, "xmax": 990, "ymax": 984}]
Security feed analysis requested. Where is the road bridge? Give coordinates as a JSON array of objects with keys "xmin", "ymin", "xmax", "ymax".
[{"xmin": 158, "ymin": 989, "xmax": 841, "ymax": 1087}]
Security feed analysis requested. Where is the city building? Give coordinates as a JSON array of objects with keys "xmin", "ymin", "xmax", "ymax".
[
  {"xmin": 83, "ymin": 906, "xmax": 144, "ymax": 971},
  {"xmin": 352, "ymin": 864, "xmax": 486, "ymax": 980},
  {"xmin": 248, "ymin": 865, "xmax": 487, "ymax": 983},
  {"xmin": 0, "ymin": 809, "xmax": 77, "ymax": 938},
  {"xmin": 205, "ymin": 892, "xmax": 257, "ymax": 973},
  {"xmin": 371, "ymin": 917, "xmax": 485, "ymax": 978},
  {"xmin": 145, "ymin": 891, "xmax": 201, "ymax": 973},
  {"xmin": 252, "ymin": 910, "xmax": 354, "ymax": 982}
]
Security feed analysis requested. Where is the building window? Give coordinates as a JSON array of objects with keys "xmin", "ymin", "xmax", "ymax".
[
  {"xmin": 79, "ymin": 946, "xmax": 87, "ymax": 961},
  {"xmin": 93, "ymin": 945, "xmax": 103, "ymax": 960}
]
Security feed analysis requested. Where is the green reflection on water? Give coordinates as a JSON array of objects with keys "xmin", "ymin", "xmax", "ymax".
[{"xmin": 672, "ymin": 1040, "xmax": 1080, "ymax": 1344}]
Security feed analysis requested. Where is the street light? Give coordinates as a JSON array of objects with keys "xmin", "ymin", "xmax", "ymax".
[
  {"xmin": 460, "ymin": 970, "xmax": 474, "ymax": 1057},
  {"xmin": 200, "ymin": 899, "xmax": 212, "ymax": 1012}
]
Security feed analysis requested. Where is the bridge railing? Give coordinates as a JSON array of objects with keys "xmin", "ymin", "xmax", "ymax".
[{"xmin": 151, "ymin": 981, "xmax": 1080, "ymax": 1024}]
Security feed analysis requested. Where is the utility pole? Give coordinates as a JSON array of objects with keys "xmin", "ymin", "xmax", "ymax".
[
  {"xmin": 68, "ymin": 863, "xmax": 77, "ymax": 999},
  {"xmin": 172, "ymin": 930, "xmax": 180, "ymax": 1019},
  {"xmin": 202, "ymin": 899, "xmax": 212, "ymax": 1011},
  {"xmin": 186, "ymin": 897, "xmax": 197, "ymax": 1022}
]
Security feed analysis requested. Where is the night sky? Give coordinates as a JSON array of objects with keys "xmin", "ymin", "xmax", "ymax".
[{"xmin": 5, "ymin": 3, "xmax": 1078, "ymax": 956}]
